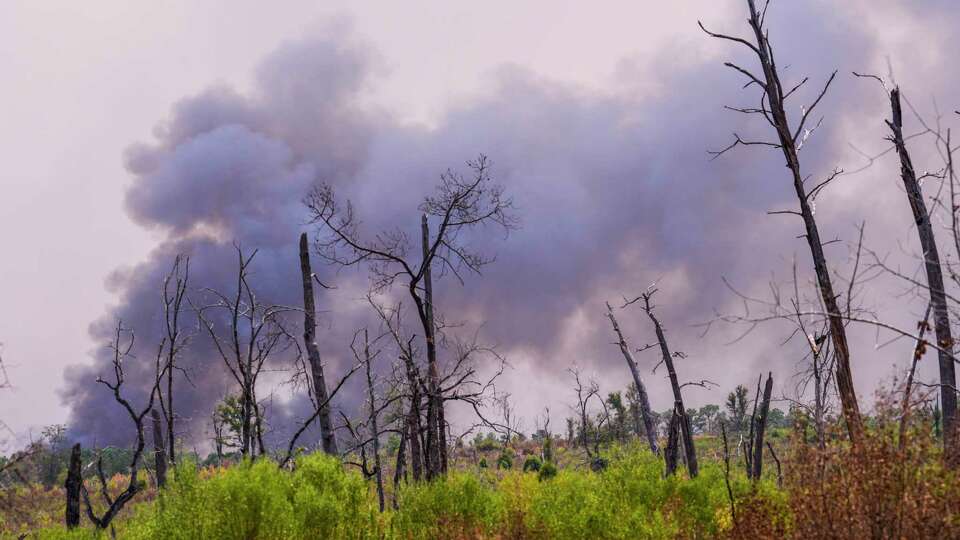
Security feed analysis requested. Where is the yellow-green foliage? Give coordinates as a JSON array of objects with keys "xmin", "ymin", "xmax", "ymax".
[{"xmin": 22, "ymin": 446, "xmax": 787, "ymax": 540}]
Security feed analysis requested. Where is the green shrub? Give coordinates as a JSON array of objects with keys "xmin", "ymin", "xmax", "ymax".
[
  {"xmin": 478, "ymin": 457, "xmax": 488, "ymax": 469},
  {"xmin": 391, "ymin": 472, "xmax": 503, "ymax": 539},
  {"xmin": 522, "ymin": 456, "xmax": 542, "ymax": 472},
  {"xmin": 120, "ymin": 453, "xmax": 380, "ymax": 540},
  {"xmin": 537, "ymin": 462, "xmax": 558, "ymax": 482},
  {"xmin": 496, "ymin": 450, "xmax": 514, "ymax": 470}
]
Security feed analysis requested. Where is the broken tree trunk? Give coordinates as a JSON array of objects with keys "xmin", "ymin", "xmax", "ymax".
[
  {"xmin": 299, "ymin": 232, "xmax": 338, "ymax": 455},
  {"xmin": 151, "ymin": 408, "xmax": 167, "ymax": 488},
  {"xmin": 751, "ymin": 372, "xmax": 773, "ymax": 480},
  {"xmin": 419, "ymin": 215, "xmax": 446, "ymax": 477},
  {"xmin": 65, "ymin": 443, "xmax": 82, "ymax": 529},
  {"xmin": 605, "ymin": 302, "xmax": 660, "ymax": 455},
  {"xmin": 745, "ymin": 0, "xmax": 864, "ymax": 443},
  {"xmin": 643, "ymin": 296, "xmax": 698, "ymax": 477},
  {"xmin": 888, "ymin": 87, "xmax": 958, "ymax": 464},
  {"xmin": 664, "ymin": 408, "xmax": 681, "ymax": 477}
]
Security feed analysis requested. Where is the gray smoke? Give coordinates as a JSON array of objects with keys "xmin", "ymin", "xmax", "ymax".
[{"xmin": 62, "ymin": 1, "xmax": 960, "ymax": 447}]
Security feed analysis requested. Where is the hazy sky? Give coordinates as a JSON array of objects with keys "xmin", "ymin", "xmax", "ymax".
[{"xmin": 1, "ymin": 1, "xmax": 957, "ymax": 447}]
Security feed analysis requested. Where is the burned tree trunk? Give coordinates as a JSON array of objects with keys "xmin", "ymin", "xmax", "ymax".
[
  {"xmin": 361, "ymin": 330, "xmax": 385, "ymax": 512},
  {"xmin": 298, "ymin": 233, "xmax": 339, "ymax": 455},
  {"xmin": 606, "ymin": 302, "xmax": 660, "ymax": 455},
  {"xmin": 640, "ymin": 294, "xmax": 698, "ymax": 477},
  {"xmin": 405, "ymin": 368, "xmax": 424, "ymax": 482},
  {"xmin": 151, "ymin": 408, "xmax": 167, "ymax": 488},
  {"xmin": 65, "ymin": 443, "xmax": 82, "ymax": 529},
  {"xmin": 887, "ymin": 88, "xmax": 958, "ymax": 463},
  {"xmin": 750, "ymin": 373, "xmax": 773, "ymax": 480},
  {"xmin": 703, "ymin": 0, "xmax": 864, "ymax": 444},
  {"xmin": 419, "ymin": 215, "xmax": 445, "ymax": 477},
  {"xmin": 393, "ymin": 423, "xmax": 407, "ymax": 509},
  {"xmin": 664, "ymin": 408, "xmax": 681, "ymax": 477}
]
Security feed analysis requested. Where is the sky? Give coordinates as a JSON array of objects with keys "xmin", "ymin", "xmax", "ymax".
[{"xmin": 1, "ymin": 1, "xmax": 958, "ymax": 449}]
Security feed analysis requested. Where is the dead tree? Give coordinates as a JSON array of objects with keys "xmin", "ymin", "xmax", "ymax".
[
  {"xmin": 64, "ymin": 443, "xmax": 81, "ymax": 528},
  {"xmin": 701, "ymin": 0, "xmax": 864, "ymax": 443},
  {"xmin": 82, "ymin": 321, "xmax": 163, "ymax": 532},
  {"xmin": 196, "ymin": 247, "xmax": 295, "ymax": 458},
  {"xmin": 356, "ymin": 329, "xmax": 386, "ymax": 512},
  {"xmin": 750, "ymin": 372, "xmax": 774, "ymax": 480},
  {"xmin": 151, "ymin": 408, "xmax": 167, "ymax": 487},
  {"xmin": 369, "ymin": 298, "xmax": 425, "ymax": 482},
  {"xmin": 627, "ymin": 289, "xmax": 698, "ymax": 477},
  {"xmin": 298, "ymin": 233, "xmax": 338, "ymax": 455},
  {"xmin": 156, "ymin": 255, "xmax": 190, "ymax": 466},
  {"xmin": 886, "ymin": 87, "xmax": 958, "ymax": 462},
  {"xmin": 306, "ymin": 155, "xmax": 516, "ymax": 478},
  {"xmin": 664, "ymin": 407, "xmax": 682, "ymax": 477},
  {"xmin": 605, "ymin": 302, "xmax": 660, "ymax": 455}
]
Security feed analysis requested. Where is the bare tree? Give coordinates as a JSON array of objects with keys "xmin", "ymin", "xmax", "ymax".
[
  {"xmin": 605, "ymin": 302, "xmax": 660, "ymax": 455},
  {"xmin": 885, "ymin": 86, "xmax": 958, "ymax": 462},
  {"xmin": 701, "ymin": 0, "xmax": 864, "ymax": 443},
  {"xmin": 306, "ymin": 154, "xmax": 517, "ymax": 478},
  {"xmin": 150, "ymin": 408, "xmax": 167, "ymax": 487},
  {"xmin": 81, "ymin": 321, "xmax": 163, "ymax": 533},
  {"xmin": 155, "ymin": 255, "xmax": 190, "ymax": 466},
  {"xmin": 298, "ymin": 232, "xmax": 339, "ymax": 455},
  {"xmin": 195, "ymin": 247, "xmax": 295, "ymax": 458},
  {"xmin": 355, "ymin": 329, "xmax": 386, "ymax": 512},
  {"xmin": 750, "ymin": 372, "xmax": 774, "ymax": 480},
  {"xmin": 625, "ymin": 289, "xmax": 698, "ymax": 478}
]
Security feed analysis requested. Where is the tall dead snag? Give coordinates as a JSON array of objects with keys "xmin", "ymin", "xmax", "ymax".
[
  {"xmin": 629, "ymin": 290, "xmax": 698, "ymax": 477},
  {"xmin": 357, "ymin": 329, "xmax": 386, "ymax": 512},
  {"xmin": 64, "ymin": 443, "xmax": 81, "ymax": 528},
  {"xmin": 750, "ymin": 372, "xmax": 773, "ymax": 480},
  {"xmin": 605, "ymin": 302, "xmax": 660, "ymax": 455},
  {"xmin": 701, "ymin": 0, "xmax": 864, "ymax": 444},
  {"xmin": 886, "ymin": 87, "xmax": 958, "ymax": 463},
  {"xmin": 306, "ymin": 155, "xmax": 516, "ymax": 479},
  {"xmin": 157, "ymin": 255, "xmax": 189, "ymax": 466},
  {"xmin": 151, "ymin": 408, "xmax": 167, "ymax": 487},
  {"xmin": 298, "ymin": 233, "xmax": 339, "ymax": 455}
]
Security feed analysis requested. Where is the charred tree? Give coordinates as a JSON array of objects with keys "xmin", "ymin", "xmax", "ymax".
[
  {"xmin": 151, "ymin": 408, "xmax": 167, "ymax": 488},
  {"xmin": 664, "ymin": 408, "xmax": 682, "ymax": 477},
  {"xmin": 887, "ymin": 87, "xmax": 958, "ymax": 463},
  {"xmin": 64, "ymin": 443, "xmax": 82, "ymax": 529},
  {"xmin": 632, "ymin": 291, "xmax": 698, "ymax": 477},
  {"xmin": 702, "ymin": 0, "xmax": 864, "ymax": 443},
  {"xmin": 605, "ymin": 302, "xmax": 660, "ymax": 455},
  {"xmin": 306, "ymin": 154, "xmax": 516, "ymax": 479},
  {"xmin": 750, "ymin": 372, "xmax": 774, "ymax": 480},
  {"xmin": 298, "ymin": 233, "xmax": 339, "ymax": 455}
]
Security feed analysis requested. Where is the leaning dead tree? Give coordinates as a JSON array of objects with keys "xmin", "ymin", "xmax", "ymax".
[
  {"xmin": 195, "ymin": 247, "xmax": 295, "ymax": 458},
  {"xmin": 81, "ymin": 321, "xmax": 164, "ymax": 532},
  {"xmin": 701, "ymin": 0, "xmax": 864, "ymax": 443},
  {"xmin": 625, "ymin": 288, "xmax": 698, "ymax": 478},
  {"xmin": 306, "ymin": 154, "xmax": 517, "ymax": 478},
  {"xmin": 884, "ymin": 86, "xmax": 958, "ymax": 462},
  {"xmin": 605, "ymin": 302, "xmax": 659, "ymax": 455},
  {"xmin": 298, "ymin": 232, "xmax": 339, "ymax": 455}
]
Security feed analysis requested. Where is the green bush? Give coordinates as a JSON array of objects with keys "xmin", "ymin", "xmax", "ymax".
[
  {"xmin": 537, "ymin": 462, "xmax": 558, "ymax": 482},
  {"xmin": 121, "ymin": 453, "xmax": 379, "ymax": 540},
  {"xmin": 478, "ymin": 457, "xmax": 488, "ymax": 469},
  {"xmin": 496, "ymin": 450, "xmax": 514, "ymax": 470},
  {"xmin": 523, "ymin": 456, "xmax": 542, "ymax": 472},
  {"xmin": 391, "ymin": 472, "xmax": 503, "ymax": 539}
]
